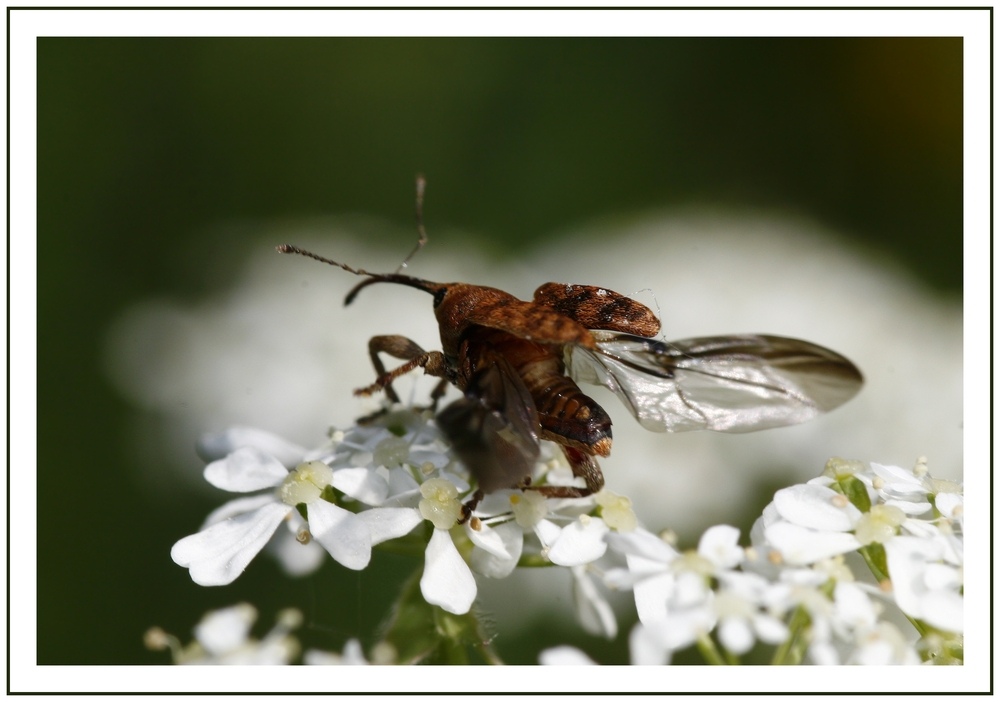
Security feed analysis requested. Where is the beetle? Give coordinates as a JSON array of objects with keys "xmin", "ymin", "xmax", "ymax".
[{"xmin": 277, "ymin": 183, "xmax": 863, "ymax": 521}]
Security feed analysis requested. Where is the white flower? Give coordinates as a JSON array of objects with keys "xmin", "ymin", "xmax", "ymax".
[
  {"xmin": 760, "ymin": 483, "xmax": 864, "ymax": 565},
  {"xmin": 176, "ymin": 408, "xmax": 635, "ymax": 630},
  {"xmin": 196, "ymin": 425, "xmax": 309, "ymax": 467},
  {"xmin": 537, "ymin": 513, "xmax": 610, "ymax": 566},
  {"xmin": 712, "ymin": 571, "xmax": 790, "ymax": 655},
  {"xmin": 304, "ymin": 639, "xmax": 370, "ymax": 665},
  {"xmin": 413, "ymin": 473, "xmax": 617, "ymax": 617},
  {"xmin": 848, "ymin": 622, "xmax": 921, "ymax": 665},
  {"xmin": 171, "ymin": 437, "xmax": 421, "ymax": 585},
  {"xmin": 538, "ymin": 624, "xmax": 673, "ymax": 666},
  {"xmin": 411, "ymin": 475, "xmax": 620, "ymax": 629},
  {"xmin": 607, "ymin": 524, "xmax": 739, "ymax": 623},
  {"xmin": 869, "ymin": 459, "xmax": 963, "ymax": 514},
  {"xmin": 604, "ymin": 524, "xmax": 752, "ymax": 656},
  {"xmin": 767, "ymin": 458, "xmax": 964, "ymax": 638},
  {"xmin": 475, "ymin": 488, "xmax": 610, "ymax": 568},
  {"xmin": 884, "ymin": 535, "xmax": 963, "ymax": 634},
  {"xmin": 468, "ymin": 449, "xmax": 624, "ymax": 569},
  {"xmin": 145, "ymin": 603, "xmax": 301, "ymax": 664},
  {"xmin": 418, "ymin": 478, "xmax": 479, "ymax": 615},
  {"xmin": 934, "ymin": 491, "xmax": 964, "ymax": 528},
  {"xmin": 605, "ymin": 525, "xmax": 681, "ymax": 625}
]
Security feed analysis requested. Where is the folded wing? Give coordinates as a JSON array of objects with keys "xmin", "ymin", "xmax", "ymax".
[{"xmin": 436, "ymin": 351, "xmax": 542, "ymax": 492}]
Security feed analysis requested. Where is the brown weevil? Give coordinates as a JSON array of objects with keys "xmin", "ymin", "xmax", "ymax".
[{"xmin": 277, "ymin": 179, "xmax": 863, "ymax": 521}]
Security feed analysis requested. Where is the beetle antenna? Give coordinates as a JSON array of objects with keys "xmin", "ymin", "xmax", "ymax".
[
  {"xmin": 276, "ymin": 242, "xmax": 445, "ymax": 305},
  {"xmin": 396, "ymin": 174, "xmax": 428, "ymax": 273},
  {"xmin": 275, "ymin": 244, "xmax": 376, "ymax": 278},
  {"xmin": 278, "ymin": 176, "xmax": 443, "ymax": 304}
]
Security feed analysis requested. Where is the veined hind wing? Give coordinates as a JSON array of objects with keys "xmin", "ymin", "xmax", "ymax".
[{"xmin": 565, "ymin": 332, "xmax": 863, "ymax": 433}]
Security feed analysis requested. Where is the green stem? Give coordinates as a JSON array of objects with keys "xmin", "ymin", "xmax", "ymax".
[
  {"xmin": 857, "ymin": 544, "xmax": 888, "ymax": 583},
  {"xmin": 696, "ymin": 632, "xmax": 728, "ymax": 665},
  {"xmin": 771, "ymin": 605, "xmax": 811, "ymax": 665},
  {"xmin": 473, "ymin": 636, "xmax": 505, "ymax": 665}
]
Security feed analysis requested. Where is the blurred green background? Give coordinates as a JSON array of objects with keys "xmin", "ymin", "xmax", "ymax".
[{"xmin": 36, "ymin": 36, "xmax": 961, "ymax": 664}]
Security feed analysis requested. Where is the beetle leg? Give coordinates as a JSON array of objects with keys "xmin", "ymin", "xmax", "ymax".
[
  {"xmin": 427, "ymin": 377, "xmax": 449, "ymax": 412},
  {"xmin": 363, "ymin": 335, "xmax": 429, "ymax": 403},
  {"xmin": 457, "ymin": 489, "xmax": 484, "ymax": 525},
  {"xmin": 355, "ymin": 336, "xmax": 447, "ymax": 398}
]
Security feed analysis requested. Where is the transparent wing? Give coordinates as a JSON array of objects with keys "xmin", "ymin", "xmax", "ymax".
[{"xmin": 566, "ymin": 332, "xmax": 863, "ymax": 433}]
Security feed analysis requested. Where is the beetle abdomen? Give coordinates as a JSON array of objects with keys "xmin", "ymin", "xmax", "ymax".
[
  {"xmin": 469, "ymin": 328, "xmax": 614, "ymax": 457},
  {"xmin": 529, "ymin": 373, "xmax": 613, "ymax": 457}
]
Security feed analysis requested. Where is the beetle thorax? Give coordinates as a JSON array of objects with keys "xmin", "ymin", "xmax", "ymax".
[{"xmin": 434, "ymin": 283, "xmax": 523, "ymax": 356}]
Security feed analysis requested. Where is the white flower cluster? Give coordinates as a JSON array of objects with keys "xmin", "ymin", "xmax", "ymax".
[
  {"xmin": 146, "ymin": 601, "xmax": 398, "ymax": 666},
  {"xmin": 170, "ymin": 407, "xmax": 962, "ymax": 665},
  {"xmin": 171, "ymin": 408, "xmax": 635, "ymax": 618},
  {"xmin": 556, "ymin": 456, "xmax": 963, "ymax": 665},
  {"xmin": 144, "ymin": 603, "xmax": 302, "ymax": 665}
]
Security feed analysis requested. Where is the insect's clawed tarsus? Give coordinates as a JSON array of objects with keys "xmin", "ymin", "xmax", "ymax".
[{"xmin": 458, "ymin": 489, "xmax": 484, "ymax": 525}]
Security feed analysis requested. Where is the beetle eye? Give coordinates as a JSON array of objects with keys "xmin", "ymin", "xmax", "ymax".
[{"xmin": 433, "ymin": 288, "xmax": 447, "ymax": 308}]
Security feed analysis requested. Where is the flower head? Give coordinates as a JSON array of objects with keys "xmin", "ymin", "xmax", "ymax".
[
  {"xmin": 173, "ymin": 408, "xmax": 627, "ymax": 627},
  {"xmin": 171, "ymin": 423, "xmax": 425, "ymax": 585},
  {"xmin": 145, "ymin": 603, "xmax": 302, "ymax": 664}
]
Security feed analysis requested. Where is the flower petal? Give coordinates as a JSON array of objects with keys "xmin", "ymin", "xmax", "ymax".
[
  {"xmin": 193, "ymin": 603, "xmax": 257, "ymax": 656},
  {"xmin": 267, "ymin": 512, "xmax": 329, "ymax": 577},
  {"xmin": 331, "ymin": 467, "xmax": 389, "ymax": 506},
  {"xmin": 571, "ymin": 566, "xmax": 617, "ymax": 639},
  {"xmin": 420, "ymin": 529, "xmax": 476, "ymax": 614},
  {"xmin": 772, "ymin": 484, "xmax": 860, "ymax": 532},
  {"xmin": 629, "ymin": 623, "xmax": 671, "ymax": 665},
  {"xmin": 356, "ymin": 507, "xmax": 422, "ymax": 546},
  {"xmin": 204, "ymin": 447, "xmax": 289, "ymax": 492},
  {"xmin": 546, "ymin": 517, "xmax": 609, "ymax": 566},
  {"xmin": 470, "ymin": 521, "xmax": 523, "ymax": 579},
  {"xmin": 883, "ymin": 499, "xmax": 932, "ymax": 516},
  {"xmin": 198, "ymin": 426, "xmax": 308, "ymax": 467},
  {"xmin": 884, "ymin": 535, "xmax": 962, "ymax": 633},
  {"xmin": 201, "ymin": 494, "xmax": 283, "ymax": 529},
  {"xmin": 534, "ymin": 519, "xmax": 562, "ymax": 550},
  {"xmin": 718, "ymin": 616, "xmax": 754, "ymax": 655},
  {"xmin": 466, "ymin": 520, "xmax": 510, "ymax": 559},
  {"xmin": 698, "ymin": 524, "xmax": 743, "ymax": 569},
  {"xmin": 627, "ymin": 555, "xmax": 673, "ymax": 625},
  {"xmin": 752, "ymin": 613, "xmax": 789, "ymax": 645},
  {"xmin": 538, "ymin": 646, "xmax": 597, "ymax": 665},
  {"xmin": 266, "ymin": 525, "xmax": 326, "ymax": 577},
  {"xmin": 606, "ymin": 527, "xmax": 679, "ymax": 564},
  {"xmin": 385, "ymin": 468, "xmax": 421, "ymax": 502},
  {"xmin": 171, "ymin": 501, "xmax": 292, "ymax": 585},
  {"xmin": 934, "ymin": 492, "xmax": 963, "ymax": 520},
  {"xmin": 307, "ymin": 500, "xmax": 372, "ymax": 571},
  {"xmin": 647, "ymin": 605, "xmax": 716, "ymax": 652},
  {"xmin": 871, "ymin": 462, "xmax": 928, "ymax": 494},
  {"xmin": 763, "ymin": 521, "xmax": 861, "ymax": 565},
  {"xmin": 919, "ymin": 589, "xmax": 964, "ymax": 634},
  {"xmin": 833, "ymin": 581, "xmax": 877, "ymax": 631}
]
